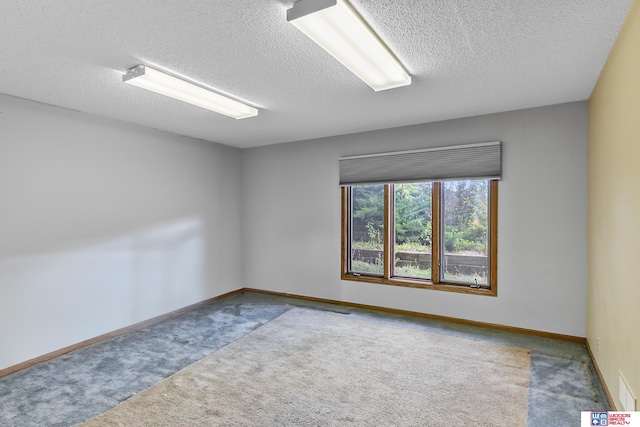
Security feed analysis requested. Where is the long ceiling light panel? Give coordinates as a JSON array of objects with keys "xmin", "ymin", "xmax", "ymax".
[
  {"xmin": 287, "ymin": 0, "xmax": 411, "ymax": 91},
  {"xmin": 123, "ymin": 65, "xmax": 258, "ymax": 119}
]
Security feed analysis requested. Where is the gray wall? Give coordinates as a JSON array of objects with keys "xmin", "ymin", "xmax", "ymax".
[
  {"xmin": 0, "ymin": 96, "xmax": 588, "ymax": 371},
  {"xmin": 242, "ymin": 102, "xmax": 588, "ymax": 336},
  {"xmin": 0, "ymin": 94, "xmax": 243, "ymax": 370}
]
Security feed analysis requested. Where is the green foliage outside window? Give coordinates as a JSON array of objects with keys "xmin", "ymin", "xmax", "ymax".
[
  {"xmin": 443, "ymin": 180, "xmax": 488, "ymax": 254},
  {"xmin": 394, "ymin": 182, "xmax": 432, "ymax": 248},
  {"xmin": 352, "ymin": 181, "xmax": 488, "ymax": 255}
]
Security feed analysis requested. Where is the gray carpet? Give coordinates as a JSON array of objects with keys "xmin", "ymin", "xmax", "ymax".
[
  {"xmin": 0, "ymin": 291, "xmax": 609, "ymax": 426},
  {"xmin": 81, "ymin": 308, "xmax": 530, "ymax": 426}
]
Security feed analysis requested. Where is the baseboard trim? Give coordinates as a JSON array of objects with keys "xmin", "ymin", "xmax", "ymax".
[
  {"xmin": 242, "ymin": 288, "xmax": 587, "ymax": 343},
  {"xmin": 0, "ymin": 289, "xmax": 242, "ymax": 379},
  {"xmin": 586, "ymin": 338, "xmax": 616, "ymax": 410},
  {"xmin": 1, "ymin": 286, "xmax": 587, "ymax": 379}
]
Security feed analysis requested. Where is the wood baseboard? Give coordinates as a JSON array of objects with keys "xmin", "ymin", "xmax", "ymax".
[
  {"xmin": 1, "ymin": 286, "xmax": 587, "ymax": 379},
  {"xmin": 242, "ymin": 288, "xmax": 587, "ymax": 343},
  {"xmin": 0, "ymin": 289, "xmax": 242, "ymax": 379},
  {"xmin": 586, "ymin": 338, "xmax": 616, "ymax": 410}
]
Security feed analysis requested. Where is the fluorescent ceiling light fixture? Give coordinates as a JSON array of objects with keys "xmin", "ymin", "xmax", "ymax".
[
  {"xmin": 287, "ymin": 0, "xmax": 411, "ymax": 91},
  {"xmin": 123, "ymin": 65, "xmax": 258, "ymax": 119}
]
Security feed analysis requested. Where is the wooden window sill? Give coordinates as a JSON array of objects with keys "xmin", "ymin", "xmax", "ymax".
[{"xmin": 341, "ymin": 274, "xmax": 497, "ymax": 296}]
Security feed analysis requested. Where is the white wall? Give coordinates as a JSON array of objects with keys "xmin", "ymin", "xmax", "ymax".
[
  {"xmin": 242, "ymin": 102, "xmax": 588, "ymax": 336},
  {"xmin": 0, "ymin": 94, "xmax": 243, "ymax": 370}
]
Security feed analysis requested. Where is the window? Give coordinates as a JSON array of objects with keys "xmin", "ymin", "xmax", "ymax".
[
  {"xmin": 342, "ymin": 179, "xmax": 498, "ymax": 295},
  {"xmin": 350, "ymin": 184, "xmax": 385, "ymax": 275},
  {"xmin": 339, "ymin": 141, "xmax": 501, "ymax": 295}
]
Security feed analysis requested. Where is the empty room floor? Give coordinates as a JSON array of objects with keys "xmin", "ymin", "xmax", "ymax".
[{"xmin": 0, "ymin": 291, "xmax": 609, "ymax": 426}]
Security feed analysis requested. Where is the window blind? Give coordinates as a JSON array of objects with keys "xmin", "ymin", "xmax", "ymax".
[{"xmin": 339, "ymin": 141, "xmax": 501, "ymax": 186}]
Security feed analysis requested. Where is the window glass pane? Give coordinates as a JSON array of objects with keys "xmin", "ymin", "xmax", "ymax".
[
  {"xmin": 350, "ymin": 184, "xmax": 385, "ymax": 275},
  {"xmin": 442, "ymin": 180, "xmax": 489, "ymax": 284},
  {"xmin": 393, "ymin": 182, "xmax": 432, "ymax": 279}
]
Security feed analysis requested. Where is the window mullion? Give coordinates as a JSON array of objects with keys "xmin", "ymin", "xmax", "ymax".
[
  {"xmin": 384, "ymin": 184, "xmax": 392, "ymax": 279},
  {"xmin": 489, "ymin": 180, "xmax": 498, "ymax": 289},
  {"xmin": 341, "ymin": 187, "xmax": 350, "ymax": 276},
  {"xmin": 431, "ymin": 182, "xmax": 441, "ymax": 284}
]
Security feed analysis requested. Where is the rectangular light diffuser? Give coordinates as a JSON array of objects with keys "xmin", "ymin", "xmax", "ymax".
[
  {"xmin": 123, "ymin": 65, "xmax": 258, "ymax": 119},
  {"xmin": 287, "ymin": 0, "xmax": 411, "ymax": 91}
]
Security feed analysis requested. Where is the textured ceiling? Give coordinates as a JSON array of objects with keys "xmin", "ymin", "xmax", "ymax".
[{"xmin": 0, "ymin": 0, "xmax": 632, "ymax": 148}]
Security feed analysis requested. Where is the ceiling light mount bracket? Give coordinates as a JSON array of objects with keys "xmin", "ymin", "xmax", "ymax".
[
  {"xmin": 287, "ymin": 0, "xmax": 337, "ymax": 21},
  {"xmin": 122, "ymin": 64, "xmax": 147, "ymax": 82}
]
